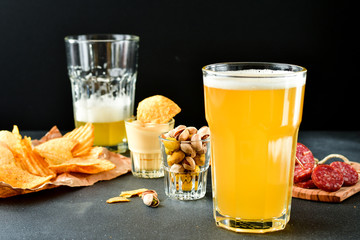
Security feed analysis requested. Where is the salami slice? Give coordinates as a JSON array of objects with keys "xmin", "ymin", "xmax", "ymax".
[
  {"xmin": 330, "ymin": 161, "xmax": 359, "ymax": 186},
  {"xmin": 294, "ymin": 143, "xmax": 315, "ymax": 183},
  {"xmin": 295, "ymin": 179, "xmax": 317, "ymax": 189},
  {"xmin": 311, "ymin": 165, "xmax": 344, "ymax": 192}
]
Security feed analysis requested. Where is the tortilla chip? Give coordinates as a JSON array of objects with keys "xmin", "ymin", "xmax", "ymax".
[
  {"xmin": 34, "ymin": 138, "xmax": 78, "ymax": 165},
  {"xmin": 106, "ymin": 196, "xmax": 131, "ymax": 203},
  {"xmin": 64, "ymin": 123, "xmax": 94, "ymax": 157},
  {"xmin": 137, "ymin": 95, "xmax": 181, "ymax": 124}
]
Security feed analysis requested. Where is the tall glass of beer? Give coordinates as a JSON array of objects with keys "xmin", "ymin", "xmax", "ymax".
[
  {"xmin": 203, "ymin": 62, "xmax": 306, "ymax": 233},
  {"xmin": 65, "ymin": 34, "xmax": 139, "ymax": 153}
]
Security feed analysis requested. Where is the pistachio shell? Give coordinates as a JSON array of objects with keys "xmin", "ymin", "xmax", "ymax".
[
  {"xmin": 186, "ymin": 127, "xmax": 198, "ymax": 135},
  {"xmin": 169, "ymin": 163, "xmax": 185, "ymax": 173},
  {"xmin": 172, "ymin": 125, "xmax": 186, "ymax": 139},
  {"xmin": 198, "ymin": 126, "xmax": 210, "ymax": 139},
  {"xmin": 190, "ymin": 134, "xmax": 203, "ymax": 151},
  {"xmin": 178, "ymin": 128, "xmax": 190, "ymax": 141},
  {"xmin": 183, "ymin": 157, "xmax": 196, "ymax": 171},
  {"xmin": 180, "ymin": 143, "xmax": 196, "ymax": 157}
]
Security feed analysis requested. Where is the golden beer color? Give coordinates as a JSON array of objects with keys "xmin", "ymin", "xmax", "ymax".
[
  {"xmin": 203, "ymin": 66, "xmax": 306, "ymax": 233},
  {"xmin": 75, "ymin": 120, "xmax": 126, "ymax": 147}
]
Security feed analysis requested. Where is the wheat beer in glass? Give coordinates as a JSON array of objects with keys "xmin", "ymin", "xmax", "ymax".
[
  {"xmin": 203, "ymin": 62, "xmax": 306, "ymax": 233},
  {"xmin": 65, "ymin": 34, "xmax": 139, "ymax": 153}
]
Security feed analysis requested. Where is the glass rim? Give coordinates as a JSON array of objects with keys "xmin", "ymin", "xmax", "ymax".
[
  {"xmin": 64, "ymin": 34, "xmax": 139, "ymax": 43},
  {"xmin": 159, "ymin": 135, "xmax": 210, "ymax": 143},
  {"xmin": 125, "ymin": 116, "xmax": 175, "ymax": 126},
  {"xmin": 202, "ymin": 62, "xmax": 307, "ymax": 78}
]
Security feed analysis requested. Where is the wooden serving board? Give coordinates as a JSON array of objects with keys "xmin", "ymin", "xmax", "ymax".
[{"xmin": 292, "ymin": 161, "xmax": 360, "ymax": 202}]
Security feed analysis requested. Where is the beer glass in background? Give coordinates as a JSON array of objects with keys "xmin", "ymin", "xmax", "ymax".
[
  {"xmin": 65, "ymin": 34, "xmax": 139, "ymax": 153},
  {"xmin": 202, "ymin": 62, "xmax": 306, "ymax": 233}
]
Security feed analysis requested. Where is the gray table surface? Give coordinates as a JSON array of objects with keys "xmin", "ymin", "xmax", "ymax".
[{"xmin": 1, "ymin": 131, "xmax": 359, "ymax": 240}]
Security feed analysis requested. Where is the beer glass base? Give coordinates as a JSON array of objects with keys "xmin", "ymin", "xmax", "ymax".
[
  {"xmin": 103, "ymin": 143, "xmax": 128, "ymax": 154},
  {"xmin": 214, "ymin": 211, "xmax": 289, "ymax": 233}
]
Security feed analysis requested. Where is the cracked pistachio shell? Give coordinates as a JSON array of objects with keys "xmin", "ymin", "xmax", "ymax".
[
  {"xmin": 190, "ymin": 134, "xmax": 203, "ymax": 151},
  {"xmin": 183, "ymin": 156, "xmax": 196, "ymax": 171},
  {"xmin": 180, "ymin": 143, "xmax": 196, "ymax": 157}
]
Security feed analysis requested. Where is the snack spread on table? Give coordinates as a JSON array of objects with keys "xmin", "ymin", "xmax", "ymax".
[{"xmin": 0, "ymin": 123, "xmax": 131, "ymax": 198}]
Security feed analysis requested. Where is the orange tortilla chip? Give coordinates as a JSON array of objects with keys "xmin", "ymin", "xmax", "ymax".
[
  {"xmin": 64, "ymin": 123, "xmax": 94, "ymax": 157},
  {"xmin": 106, "ymin": 196, "xmax": 131, "ymax": 203},
  {"xmin": 137, "ymin": 95, "xmax": 181, "ymax": 124},
  {"xmin": 34, "ymin": 138, "xmax": 78, "ymax": 165}
]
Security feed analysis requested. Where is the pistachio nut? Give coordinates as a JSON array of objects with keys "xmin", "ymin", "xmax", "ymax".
[
  {"xmin": 198, "ymin": 126, "xmax": 210, "ymax": 139},
  {"xmin": 142, "ymin": 193, "xmax": 160, "ymax": 208},
  {"xmin": 169, "ymin": 163, "xmax": 185, "ymax": 173},
  {"xmin": 182, "ymin": 156, "xmax": 196, "ymax": 171},
  {"xmin": 190, "ymin": 134, "xmax": 203, "ymax": 152},
  {"xmin": 167, "ymin": 150, "xmax": 185, "ymax": 166},
  {"xmin": 194, "ymin": 154, "xmax": 206, "ymax": 166},
  {"xmin": 171, "ymin": 125, "xmax": 186, "ymax": 139},
  {"xmin": 196, "ymin": 145, "xmax": 207, "ymax": 155},
  {"xmin": 186, "ymin": 127, "xmax": 197, "ymax": 135},
  {"xmin": 163, "ymin": 137, "xmax": 180, "ymax": 152},
  {"xmin": 180, "ymin": 143, "xmax": 196, "ymax": 157},
  {"xmin": 178, "ymin": 128, "xmax": 190, "ymax": 141}
]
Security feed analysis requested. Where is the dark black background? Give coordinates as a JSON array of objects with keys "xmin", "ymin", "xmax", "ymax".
[{"xmin": 0, "ymin": 0, "xmax": 356, "ymax": 131}]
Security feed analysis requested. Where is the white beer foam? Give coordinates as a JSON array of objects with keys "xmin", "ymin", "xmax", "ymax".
[
  {"xmin": 74, "ymin": 96, "xmax": 131, "ymax": 122},
  {"xmin": 204, "ymin": 69, "xmax": 305, "ymax": 90}
]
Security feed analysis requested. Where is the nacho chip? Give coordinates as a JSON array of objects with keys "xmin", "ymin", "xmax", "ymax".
[
  {"xmin": 137, "ymin": 95, "xmax": 181, "ymax": 124},
  {"xmin": 34, "ymin": 138, "xmax": 78, "ymax": 165},
  {"xmin": 119, "ymin": 188, "xmax": 148, "ymax": 198},
  {"xmin": 64, "ymin": 122, "xmax": 94, "ymax": 157},
  {"xmin": 106, "ymin": 196, "xmax": 131, "ymax": 203}
]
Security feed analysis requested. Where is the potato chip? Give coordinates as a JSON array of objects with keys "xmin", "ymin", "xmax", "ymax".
[
  {"xmin": 137, "ymin": 95, "xmax": 181, "ymax": 124},
  {"xmin": 49, "ymin": 157, "xmax": 115, "ymax": 174},
  {"xmin": 64, "ymin": 122, "xmax": 94, "ymax": 157},
  {"xmin": 20, "ymin": 137, "xmax": 55, "ymax": 177},
  {"xmin": 32, "ymin": 126, "xmax": 62, "ymax": 146},
  {"xmin": 0, "ymin": 165, "xmax": 53, "ymax": 189},
  {"xmin": 0, "ymin": 142, "xmax": 16, "ymax": 166},
  {"xmin": 106, "ymin": 196, "xmax": 131, "ymax": 203},
  {"xmin": 34, "ymin": 138, "xmax": 78, "ymax": 165},
  {"xmin": 119, "ymin": 188, "xmax": 148, "ymax": 198},
  {"xmin": 0, "ymin": 144, "xmax": 52, "ymax": 189}
]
